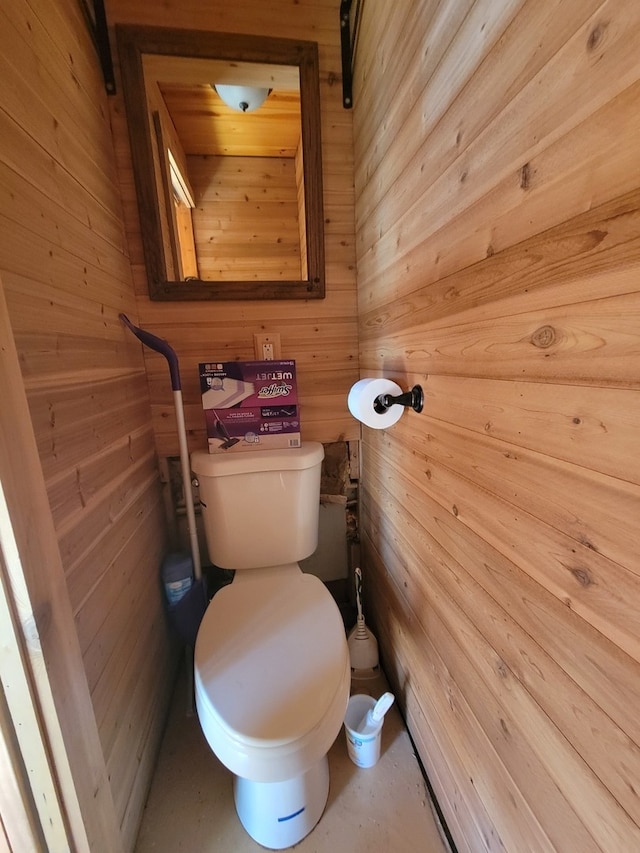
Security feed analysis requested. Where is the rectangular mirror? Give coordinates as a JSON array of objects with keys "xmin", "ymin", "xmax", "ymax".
[{"xmin": 116, "ymin": 26, "xmax": 325, "ymax": 301}]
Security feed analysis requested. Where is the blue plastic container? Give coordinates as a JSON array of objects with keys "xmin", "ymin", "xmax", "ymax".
[{"xmin": 161, "ymin": 552, "xmax": 193, "ymax": 605}]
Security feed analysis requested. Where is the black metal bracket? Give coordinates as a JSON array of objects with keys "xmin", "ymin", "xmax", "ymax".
[
  {"xmin": 340, "ymin": 0, "xmax": 364, "ymax": 109},
  {"xmin": 80, "ymin": 0, "xmax": 116, "ymax": 95},
  {"xmin": 374, "ymin": 385, "xmax": 424, "ymax": 415}
]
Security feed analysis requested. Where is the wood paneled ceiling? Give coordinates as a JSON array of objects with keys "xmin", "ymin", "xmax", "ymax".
[{"xmin": 158, "ymin": 83, "xmax": 301, "ymax": 158}]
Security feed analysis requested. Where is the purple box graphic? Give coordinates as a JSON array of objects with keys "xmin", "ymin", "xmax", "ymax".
[{"xmin": 199, "ymin": 360, "xmax": 301, "ymax": 452}]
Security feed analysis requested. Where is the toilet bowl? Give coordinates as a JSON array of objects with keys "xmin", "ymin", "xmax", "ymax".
[{"xmin": 191, "ymin": 443, "xmax": 350, "ymax": 849}]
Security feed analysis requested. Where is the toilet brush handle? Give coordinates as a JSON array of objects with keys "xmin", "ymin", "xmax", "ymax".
[
  {"xmin": 355, "ymin": 693, "xmax": 395, "ymax": 734},
  {"xmin": 371, "ymin": 692, "xmax": 395, "ymax": 722}
]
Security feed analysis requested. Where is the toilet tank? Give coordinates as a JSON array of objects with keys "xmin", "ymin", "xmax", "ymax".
[{"xmin": 191, "ymin": 442, "xmax": 324, "ymax": 570}]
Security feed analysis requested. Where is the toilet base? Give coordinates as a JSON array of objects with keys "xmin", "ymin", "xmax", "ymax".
[{"xmin": 234, "ymin": 755, "xmax": 330, "ymax": 849}]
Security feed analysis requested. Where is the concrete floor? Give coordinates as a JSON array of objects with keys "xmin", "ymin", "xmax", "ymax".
[{"xmin": 135, "ymin": 665, "xmax": 450, "ymax": 852}]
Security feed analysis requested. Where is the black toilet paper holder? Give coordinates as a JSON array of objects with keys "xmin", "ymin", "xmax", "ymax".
[{"xmin": 374, "ymin": 384, "xmax": 424, "ymax": 415}]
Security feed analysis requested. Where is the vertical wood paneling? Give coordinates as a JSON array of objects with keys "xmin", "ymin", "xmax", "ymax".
[
  {"xmin": 353, "ymin": 0, "xmax": 640, "ymax": 850},
  {"xmin": 108, "ymin": 0, "xmax": 360, "ymax": 458},
  {"xmin": 0, "ymin": 0, "xmax": 173, "ymax": 848}
]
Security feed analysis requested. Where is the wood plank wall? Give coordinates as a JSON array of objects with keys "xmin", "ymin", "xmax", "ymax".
[
  {"xmin": 107, "ymin": 0, "xmax": 360, "ymax": 461},
  {"xmin": 188, "ymin": 153, "xmax": 303, "ymax": 281},
  {"xmin": 353, "ymin": 1, "xmax": 640, "ymax": 850},
  {"xmin": 0, "ymin": 0, "xmax": 173, "ymax": 848}
]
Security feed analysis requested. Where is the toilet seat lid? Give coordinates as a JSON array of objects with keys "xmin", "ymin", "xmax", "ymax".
[{"xmin": 194, "ymin": 568, "xmax": 348, "ymax": 747}]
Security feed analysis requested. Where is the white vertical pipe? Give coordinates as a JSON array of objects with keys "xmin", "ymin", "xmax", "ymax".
[{"xmin": 173, "ymin": 389, "xmax": 201, "ymax": 580}]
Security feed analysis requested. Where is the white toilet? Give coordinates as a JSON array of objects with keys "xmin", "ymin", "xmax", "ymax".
[{"xmin": 191, "ymin": 442, "xmax": 351, "ymax": 850}]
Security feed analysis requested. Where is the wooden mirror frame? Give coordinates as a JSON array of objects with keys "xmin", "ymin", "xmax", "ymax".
[{"xmin": 116, "ymin": 25, "xmax": 325, "ymax": 301}]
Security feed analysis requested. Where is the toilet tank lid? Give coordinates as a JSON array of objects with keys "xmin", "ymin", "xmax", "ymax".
[{"xmin": 191, "ymin": 441, "xmax": 324, "ymax": 477}]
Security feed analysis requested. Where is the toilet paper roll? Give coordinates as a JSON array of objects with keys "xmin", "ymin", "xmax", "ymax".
[{"xmin": 348, "ymin": 378, "xmax": 405, "ymax": 429}]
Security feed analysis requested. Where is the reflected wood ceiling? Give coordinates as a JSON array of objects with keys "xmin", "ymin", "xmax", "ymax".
[{"xmin": 158, "ymin": 84, "xmax": 302, "ymax": 157}]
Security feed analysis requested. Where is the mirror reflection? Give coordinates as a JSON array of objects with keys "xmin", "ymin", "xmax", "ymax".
[{"xmin": 117, "ymin": 27, "xmax": 325, "ymax": 301}]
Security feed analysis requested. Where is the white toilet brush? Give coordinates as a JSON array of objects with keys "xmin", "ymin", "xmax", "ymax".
[{"xmin": 347, "ymin": 567, "xmax": 379, "ymax": 674}]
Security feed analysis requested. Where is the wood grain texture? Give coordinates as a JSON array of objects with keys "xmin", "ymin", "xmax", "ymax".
[
  {"xmin": 0, "ymin": 0, "xmax": 174, "ymax": 848},
  {"xmin": 353, "ymin": 0, "xmax": 640, "ymax": 850},
  {"xmin": 0, "ymin": 272, "xmax": 122, "ymax": 851},
  {"xmin": 188, "ymin": 154, "xmax": 303, "ymax": 281}
]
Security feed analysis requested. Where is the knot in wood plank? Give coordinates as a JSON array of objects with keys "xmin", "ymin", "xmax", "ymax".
[
  {"xmin": 587, "ymin": 22, "xmax": 608, "ymax": 52},
  {"xmin": 530, "ymin": 325, "xmax": 556, "ymax": 348},
  {"xmin": 571, "ymin": 567, "xmax": 593, "ymax": 588}
]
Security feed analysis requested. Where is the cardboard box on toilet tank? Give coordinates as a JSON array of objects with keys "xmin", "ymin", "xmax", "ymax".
[{"xmin": 199, "ymin": 360, "xmax": 301, "ymax": 452}]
